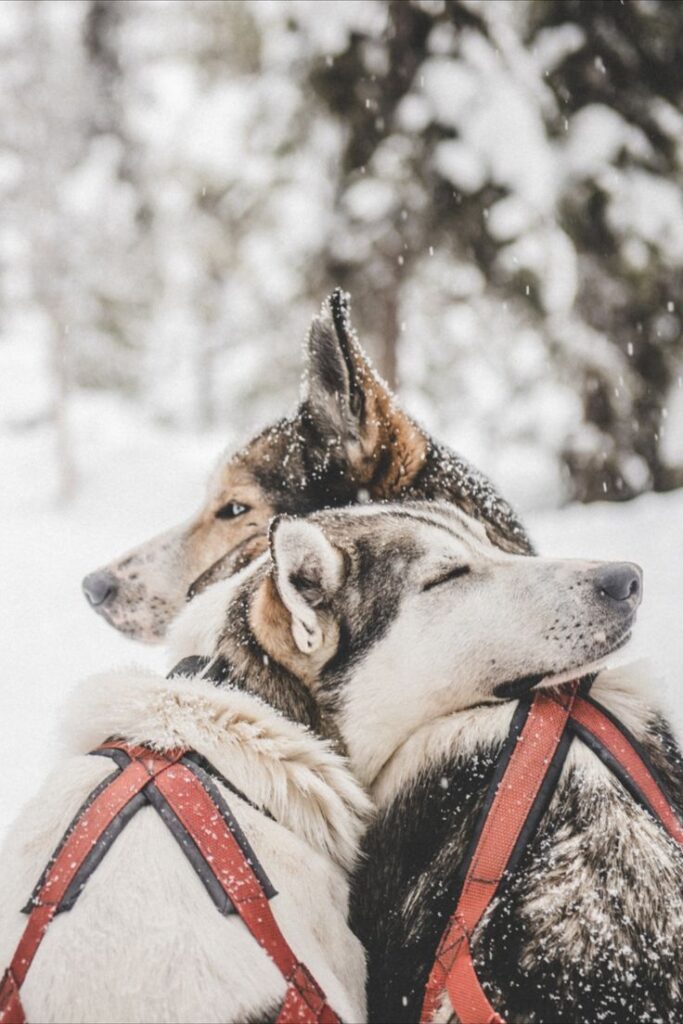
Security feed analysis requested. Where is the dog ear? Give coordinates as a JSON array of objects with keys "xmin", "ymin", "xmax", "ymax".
[
  {"xmin": 302, "ymin": 289, "xmax": 427, "ymax": 494},
  {"xmin": 304, "ymin": 290, "xmax": 364, "ymax": 457},
  {"xmin": 269, "ymin": 516, "xmax": 344, "ymax": 656}
]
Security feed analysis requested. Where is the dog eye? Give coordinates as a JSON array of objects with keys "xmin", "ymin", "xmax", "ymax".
[
  {"xmin": 422, "ymin": 565, "xmax": 470, "ymax": 591},
  {"xmin": 215, "ymin": 501, "xmax": 249, "ymax": 520}
]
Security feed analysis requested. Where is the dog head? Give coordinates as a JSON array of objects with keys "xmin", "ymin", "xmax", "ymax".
[
  {"xmin": 246, "ymin": 502, "xmax": 641, "ymax": 785},
  {"xmin": 83, "ymin": 292, "xmax": 532, "ymax": 642}
]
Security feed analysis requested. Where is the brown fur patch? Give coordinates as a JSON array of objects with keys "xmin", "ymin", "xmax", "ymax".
[
  {"xmin": 185, "ymin": 463, "xmax": 275, "ymax": 592},
  {"xmin": 347, "ymin": 345, "xmax": 428, "ymax": 499},
  {"xmin": 249, "ymin": 575, "xmax": 339, "ymax": 688}
]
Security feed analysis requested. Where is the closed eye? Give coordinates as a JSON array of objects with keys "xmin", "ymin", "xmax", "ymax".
[
  {"xmin": 422, "ymin": 565, "xmax": 470, "ymax": 591},
  {"xmin": 215, "ymin": 501, "xmax": 250, "ymax": 520}
]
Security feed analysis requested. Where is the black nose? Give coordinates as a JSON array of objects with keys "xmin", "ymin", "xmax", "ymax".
[
  {"xmin": 594, "ymin": 562, "xmax": 642, "ymax": 606},
  {"xmin": 82, "ymin": 570, "xmax": 118, "ymax": 607}
]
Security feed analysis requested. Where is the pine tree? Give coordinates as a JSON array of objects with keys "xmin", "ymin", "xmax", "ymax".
[
  {"xmin": 301, "ymin": 0, "xmax": 683, "ymax": 502},
  {"xmin": 528, "ymin": 0, "xmax": 683, "ymax": 500}
]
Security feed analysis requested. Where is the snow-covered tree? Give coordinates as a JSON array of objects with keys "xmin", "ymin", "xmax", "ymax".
[
  {"xmin": 289, "ymin": 0, "xmax": 683, "ymax": 504},
  {"xmin": 528, "ymin": 0, "xmax": 683, "ymax": 500},
  {"xmin": 1, "ymin": 0, "xmax": 682, "ymax": 509}
]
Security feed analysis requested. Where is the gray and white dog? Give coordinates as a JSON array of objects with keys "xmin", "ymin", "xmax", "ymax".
[{"xmin": 171, "ymin": 499, "xmax": 682, "ymax": 1024}]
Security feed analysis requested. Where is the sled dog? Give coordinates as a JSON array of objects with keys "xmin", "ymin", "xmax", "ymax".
[
  {"xmin": 0, "ymin": 558, "xmax": 372, "ymax": 1022},
  {"xmin": 82, "ymin": 291, "xmax": 532, "ymax": 642},
  {"xmin": 291, "ymin": 502, "xmax": 680, "ymax": 1024},
  {"xmin": 156, "ymin": 498, "xmax": 679, "ymax": 1024}
]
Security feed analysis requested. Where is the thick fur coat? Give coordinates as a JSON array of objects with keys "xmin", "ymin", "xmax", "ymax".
[
  {"xmin": 213, "ymin": 500, "xmax": 683, "ymax": 1024},
  {"xmin": 0, "ymin": 668, "xmax": 369, "ymax": 1024},
  {"xmin": 353, "ymin": 664, "xmax": 683, "ymax": 1024}
]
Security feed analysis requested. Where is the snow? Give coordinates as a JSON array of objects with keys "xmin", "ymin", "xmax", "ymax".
[
  {"xmin": 607, "ymin": 169, "xmax": 683, "ymax": 264},
  {"xmin": 1, "ymin": 411, "xmax": 682, "ymax": 834}
]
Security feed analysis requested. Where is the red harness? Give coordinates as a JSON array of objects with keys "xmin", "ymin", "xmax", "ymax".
[
  {"xmin": 421, "ymin": 681, "xmax": 683, "ymax": 1024},
  {"xmin": 0, "ymin": 741, "xmax": 340, "ymax": 1024}
]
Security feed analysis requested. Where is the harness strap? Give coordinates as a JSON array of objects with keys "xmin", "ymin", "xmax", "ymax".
[
  {"xmin": 421, "ymin": 687, "xmax": 683, "ymax": 1024},
  {"xmin": 421, "ymin": 684, "xmax": 579, "ymax": 1024},
  {"xmin": 570, "ymin": 696, "xmax": 683, "ymax": 845},
  {"xmin": 0, "ymin": 747, "xmax": 183, "ymax": 1024},
  {"xmin": 0, "ymin": 744, "xmax": 340, "ymax": 1024},
  {"xmin": 150, "ymin": 760, "xmax": 339, "ymax": 1024}
]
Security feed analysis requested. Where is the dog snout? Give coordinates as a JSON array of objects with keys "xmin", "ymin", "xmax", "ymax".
[
  {"xmin": 82, "ymin": 569, "xmax": 118, "ymax": 608},
  {"xmin": 594, "ymin": 562, "xmax": 643, "ymax": 609}
]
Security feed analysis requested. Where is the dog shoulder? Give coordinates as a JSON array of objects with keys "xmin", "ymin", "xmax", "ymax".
[{"xmin": 63, "ymin": 668, "xmax": 372, "ymax": 871}]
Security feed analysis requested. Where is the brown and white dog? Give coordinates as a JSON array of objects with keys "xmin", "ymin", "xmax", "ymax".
[{"xmin": 82, "ymin": 292, "xmax": 532, "ymax": 642}]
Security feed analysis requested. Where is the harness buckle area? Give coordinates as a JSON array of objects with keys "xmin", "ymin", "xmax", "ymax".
[
  {"xmin": 0, "ymin": 968, "xmax": 25, "ymax": 1024},
  {"xmin": 290, "ymin": 962, "xmax": 326, "ymax": 1009},
  {"xmin": 276, "ymin": 962, "xmax": 340, "ymax": 1023}
]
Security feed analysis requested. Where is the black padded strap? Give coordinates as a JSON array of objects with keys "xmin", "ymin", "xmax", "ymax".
[
  {"xmin": 166, "ymin": 655, "xmax": 211, "ymax": 679},
  {"xmin": 90, "ymin": 744, "xmax": 277, "ymax": 916},
  {"xmin": 181, "ymin": 756, "xmax": 277, "ymax": 900},
  {"xmin": 22, "ymin": 761, "xmax": 130, "ymax": 914},
  {"xmin": 445, "ymin": 692, "xmax": 576, "ymax": 913},
  {"xmin": 567, "ymin": 696, "xmax": 683, "ymax": 833}
]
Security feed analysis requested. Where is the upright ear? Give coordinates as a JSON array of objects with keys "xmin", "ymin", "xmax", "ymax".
[
  {"xmin": 302, "ymin": 289, "xmax": 427, "ymax": 495},
  {"xmin": 269, "ymin": 516, "xmax": 345, "ymax": 655},
  {"xmin": 304, "ymin": 289, "xmax": 364, "ymax": 453}
]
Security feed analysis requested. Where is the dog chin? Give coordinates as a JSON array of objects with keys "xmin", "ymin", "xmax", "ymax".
[
  {"xmin": 494, "ymin": 629, "xmax": 633, "ymax": 700},
  {"xmin": 538, "ymin": 629, "xmax": 634, "ymax": 692},
  {"xmin": 94, "ymin": 605, "xmax": 166, "ymax": 644}
]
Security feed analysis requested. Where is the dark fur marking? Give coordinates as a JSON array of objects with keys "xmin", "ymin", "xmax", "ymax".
[
  {"xmin": 493, "ymin": 672, "xmax": 547, "ymax": 699},
  {"xmin": 241, "ymin": 1006, "xmax": 281, "ymax": 1024},
  {"xmin": 211, "ymin": 573, "xmax": 326, "ymax": 737},
  {"xmin": 352, "ymin": 749, "xmax": 504, "ymax": 1023},
  {"xmin": 320, "ymin": 535, "xmax": 415, "ymax": 693},
  {"xmin": 353, "ymin": 715, "xmax": 683, "ymax": 1023},
  {"xmin": 329, "ymin": 287, "xmax": 362, "ymax": 417},
  {"xmin": 248, "ymin": 394, "xmax": 533, "ymax": 563}
]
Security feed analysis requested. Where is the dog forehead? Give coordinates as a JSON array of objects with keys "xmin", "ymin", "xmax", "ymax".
[
  {"xmin": 207, "ymin": 451, "xmax": 266, "ymax": 502},
  {"xmin": 313, "ymin": 502, "xmax": 491, "ymax": 561}
]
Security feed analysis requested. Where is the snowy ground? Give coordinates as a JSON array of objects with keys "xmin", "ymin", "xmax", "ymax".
[{"xmin": 1, "ymin": 413, "xmax": 682, "ymax": 832}]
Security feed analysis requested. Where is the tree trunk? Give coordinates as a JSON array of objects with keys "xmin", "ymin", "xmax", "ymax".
[
  {"xmin": 375, "ymin": 286, "xmax": 399, "ymax": 390},
  {"xmin": 51, "ymin": 322, "xmax": 77, "ymax": 504}
]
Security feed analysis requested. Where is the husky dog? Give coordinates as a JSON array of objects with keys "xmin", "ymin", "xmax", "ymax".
[
  {"xmin": 82, "ymin": 292, "xmax": 532, "ymax": 642},
  {"xmin": 0, "ymin": 569, "xmax": 371, "ymax": 1022},
  {"xmin": 160, "ymin": 500, "xmax": 680, "ymax": 1024}
]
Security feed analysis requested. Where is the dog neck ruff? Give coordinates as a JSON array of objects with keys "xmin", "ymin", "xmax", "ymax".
[
  {"xmin": 0, "ymin": 740, "xmax": 341, "ymax": 1024},
  {"xmin": 420, "ymin": 679, "xmax": 683, "ymax": 1024}
]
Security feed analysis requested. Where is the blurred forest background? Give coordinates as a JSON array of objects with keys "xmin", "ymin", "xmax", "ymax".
[{"xmin": 2, "ymin": 0, "xmax": 683, "ymax": 511}]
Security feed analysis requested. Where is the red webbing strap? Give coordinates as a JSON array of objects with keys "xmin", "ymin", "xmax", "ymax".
[
  {"xmin": 0, "ymin": 747, "xmax": 184, "ymax": 1024},
  {"xmin": 571, "ymin": 697, "xmax": 683, "ymax": 847},
  {"xmin": 421, "ymin": 685, "xmax": 578, "ymax": 1024},
  {"xmin": 152, "ymin": 762, "xmax": 340, "ymax": 1024}
]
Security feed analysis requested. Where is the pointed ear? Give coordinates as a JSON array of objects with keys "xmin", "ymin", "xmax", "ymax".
[
  {"xmin": 302, "ymin": 289, "xmax": 427, "ymax": 494},
  {"xmin": 269, "ymin": 516, "xmax": 345, "ymax": 656},
  {"xmin": 304, "ymin": 289, "xmax": 365, "ymax": 453}
]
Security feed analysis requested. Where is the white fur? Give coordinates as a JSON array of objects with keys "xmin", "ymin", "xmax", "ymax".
[
  {"xmin": 0, "ymin": 670, "xmax": 370, "ymax": 1023},
  {"xmin": 328, "ymin": 510, "xmax": 639, "ymax": 787},
  {"xmin": 372, "ymin": 661, "xmax": 658, "ymax": 808},
  {"xmin": 166, "ymin": 565, "xmax": 265, "ymax": 666}
]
